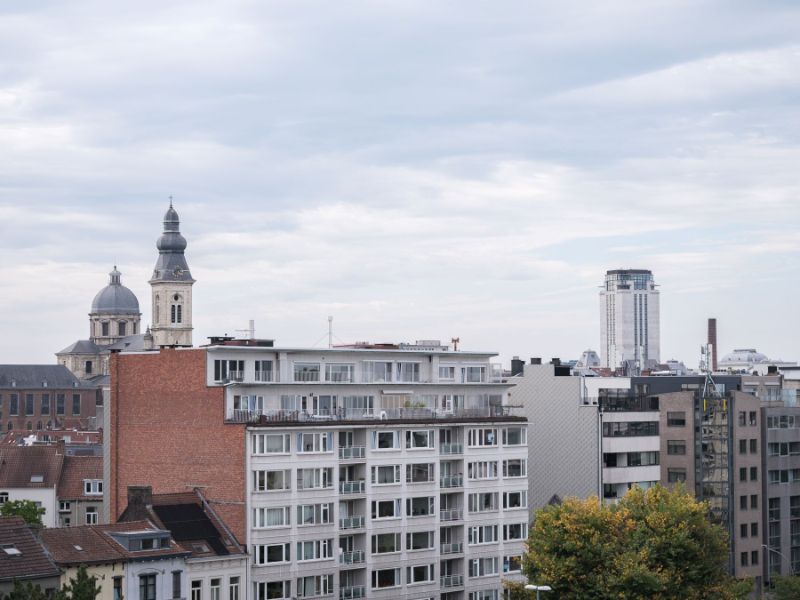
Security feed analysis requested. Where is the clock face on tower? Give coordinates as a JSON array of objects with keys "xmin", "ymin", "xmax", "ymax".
[{"xmin": 173, "ymin": 268, "xmax": 183, "ymax": 277}]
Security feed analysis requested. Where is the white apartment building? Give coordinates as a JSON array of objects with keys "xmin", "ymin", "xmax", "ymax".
[
  {"xmin": 599, "ymin": 269, "xmax": 660, "ymax": 370},
  {"xmin": 206, "ymin": 341, "xmax": 529, "ymax": 600}
]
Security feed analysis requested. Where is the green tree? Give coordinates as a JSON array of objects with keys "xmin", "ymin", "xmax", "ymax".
[
  {"xmin": 521, "ymin": 485, "xmax": 751, "ymax": 600},
  {"xmin": 1, "ymin": 580, "xmax": 48, "ymax": 600},
  {"xmin": 57, "ymin": 565, "xmax": 102, "ymax": 600},
  {"xmin": 0, "ymin": 500, "xmax": 46, "ymax": 526},
  {"xmin": 771, "ymin": 575, "xmax": 800, "ymax": 600}
]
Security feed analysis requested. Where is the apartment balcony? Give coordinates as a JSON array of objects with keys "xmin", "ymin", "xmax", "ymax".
[
  {"xmin": 226, "ymin": 406, "xmax": 518, "ymax": 424},
  {"xmin": 294, "ymin": 372, "xmax": 321, "ymax": 382},
  {"xmin": 339, "ymin": 446, "xmax": 366, "ymax": 460},
  {"xmin": 440, "ymin": 542, "xmax": 463, "ymax": 555},
  {"xmin": 440, "ymin": 475, "xmax": 463, "ymax": 489},
  {"xmin": 440, "ymin": 444, "xmax": 463, "ymax": 455},
  {"xmin": 339, "ymin": 586, "xmax": 365, "ymax": 600},
  {"xmin": 254, "ymin": 371, "xmax": 273, "ymax": 382},
  {"xmin": 440, "ymin": 509, "xmax": 463, "ymax": 522},
  {"xmin": 339, "ymin": 480, "xmax": 366, "ymax": 495},
  {"xmin": 339, "ymin": 515, "xmax": 365, "ymax": 530},
  {"xmin": 227, "ymin": 370, "xmax": 244, "ymax": 382},
  {"xmin": 339, "ymin": 550, "xmax": 365, "ymax": 565},
  {"xmin": 440, "ymin": 575, "xmax": 464, "ymax": 589}
]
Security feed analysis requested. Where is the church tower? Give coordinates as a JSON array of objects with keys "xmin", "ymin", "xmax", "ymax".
[{"xmin": 149, "ymin": 202, "xmax": 195, "ymax": 347}]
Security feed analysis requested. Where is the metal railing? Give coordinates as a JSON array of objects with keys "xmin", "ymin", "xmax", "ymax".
[
  {"xmin": 339, "ymin": 480, "xmax": 366, "ymax": 494},
  {"xmin": 339, "ymin": 550, "xmax": 365, "ymax": 565},
  {"xmin": 440, "ymin": 542, "xmax": 463, "ymax": 555},
  {"xmin": 293, "ymin": 371, "xmax": 321, "ymax": 382},
  {"xmin": 254, "ymin": 371, "xmax": 273, "ymax": 382},
  {"xmin": 227, "ymin": 370, "xmax": 244, "ymax": 382},
  {"xmin": 339, "ymin": 446, "xmax": 366, "ymax": 459},
  {"xmin": 440, "ymin": 575, "xmax": 464, "ymax": 588},
  {"xmin": 440, "ymin": 475, "xmax": 463, "ymax": 488},
  {"xmin": 440, "ymin": 509, "xmax": 463, "ymax": 522},
  {"xmin": 339, "ymin": 515, "xmax": 365, "ymax": 530},
  {"xmin": 440, "ymin": 444, "xmax": 463, "ymax": 454},
  {"xmin": 339, "ymin": 586, "xmax": 365, "ymax": 600}
]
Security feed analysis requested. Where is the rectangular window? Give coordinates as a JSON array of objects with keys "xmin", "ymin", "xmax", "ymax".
[
  {"xmin": 85, "ymin": 506, "xmax": 98, "ymax": 525},
  {"xmin": 468, "ymin": 525, "xmax": 499, "ymax": 545},
  {"xmin": 668, "ymin": 469, "xmax": 686, "ymax": 483},
  {"xmin": 372, "ymin": 430, "xmax": 399, "ymax": 450},
  {"xmin": 468, "ymin": 492, "xmax": 498, "ymax": 513},
  {"xmin": 293, "ymin": 363, "xmax": 320, "ymax": 382},
  {"xmin": 751, "ymin": 522, "xmax": 758, "ymax": 537},
  {"xmin": 503, "ymin": 427, "xmax": 527, "ymax": 445},
  {"xmin": 41, "ymin": 394, "xmax": 50, "ymax": 416},
  {"xmin": 252, "ymin": 433, "xmax": 291, "ymax": 454},
  {"xmin": 325, "ymin": 363, "xmax": 354, "ymax": 382},
  {"xmin": 72, "ymin": 394, "xmax": 81, "ymax": 416},
  {"xmin": 750, "ymin": 438, "xmax": 757, "ymax": 454},
  {"xmin": 371, "ymin": 464, "xmax": 401, "ymax": 485},
  {"xmin": 9, "ymin": 394, "xmax": 18, "ymax": 416},
  {"xmin": 59, "ymin": 501, "xmax": 71, "ymax": 512},
  {"xmin": 84, "ymin": 480, "xmax": 103, "ymax": 495},
  {"xmin": 740, "ymin": 523, "xmax": 748, "ymax": 538},
  {"xmin": 439, "ymin": 365, "xmax": 455, "ymax": 380},
  {"xmin": 254, "ymin": 360, "xmax": 273, "ymax": 382},
  {"xmin": 56, "ymin": 394, "xmax": 65, "ymax": 416},
  {"xmin": 740, "ymin": 467, "xmax": 748, "ymax": 482},
  {"xmin": 750, "ymin": 466, "xmax": 758, "ymax": 481},
  {"xmin": 25, "ymin": 394, "xmax": 34, "ymax": 416},
  {"xmin": 749, "ymin": 411, "xmax": 757, "ymax": 426},
  {"xmin": 140, "ymin": 575, "xmax": 157, "ymax": 600},
  {"xmin": 253, "ymin": 506, "xmax": 291, "ymax": 528},
  {"xmin": 406, "ymin": 430, "xmax": 434, "ymax": 449},
  {"xmin": 470, "ymin": 592, "xmax": 499, "ymax": 600},
  {"xmin": 297, "ymin": 468, "xmax": 332, "ymax": 490},
  {"xmin": 503, "ymin": 523, "xmax": 527, "ymax": 541},
  {"xmin": 504, "ymin": 555, "xmax": 522, "ymax": 574},
  {"xmin": 172, "ymin": 572, "xmax": 182, "ymax": 599},
  {"xmin": 406, "ymin": 496, "xmax": 435, "ymax": 517},
  {"xmin": 255, "ymin": 581, "xmax": 291, "ymax": 600},
  {"xmin": 468, "ymin": 428, "xmax": 498, "ymax": 447},
  {"xmin": 297, "ymin": 539, "xmax": 333, "ymax": 561},
  {"xmin": 229, "ymin": 577, "xmax": 240, "ymax": 600},
  {"xmin": 406, "ymin": 463, "xmax": 435, "ymax": 483},
  {"xmin": 741, "ymin": 552, "xmax": 748, "ymax": 567},
  {"xmin": 371, "ymin": 499, "xmax": 401, "ymax": 520},
  {"xmin": 738, "ymin": 411, "xmax": 746, "ymax": 427},
  {"xmin": 396, "ymin": 362, "xmax": 420, "ymax": 382},
  {"xmin": 740, "ymin": 495, "xmax": 748, "ymax": 510},
  {"xmin": 297, "ymin": 503, "xmax": 333, "ymax": 526},
  {"xmin": 406, "ymin": 564, "xmax": 435, "ymax": 584},
  {"xmin": 114, "ymin": 577, "xmax": 123, "ymax": 600},
  {"xmin": 468, "ymin": 461, "xmax": 498, "ymax": 480},
  {"xmin": 739, "ymin": 439, "xmax": 747, "ymax": 454},
  {"xmin": 751, "ymin": 495, "xmax": 758, "ymax": 510},
  {"xmin": 406, "ymin": 531, "xmax": 434, "ymax": 551},
  {"xmin": 213, "ymin": 359, "xmax": 244, "ymax": 382},
  {"xmin": 253, "ymin": 542, "xmax": 291, "ymax": 565},
  {"xmin": 371, "ymin": 568, "xmax": 401, "ymax": 589},
  {"xmin": 297, "ymin": 432, "xmax": 333, "ymax": 453},
  {"xmin": 371, "ymin": 533, "xmax": 401, "ymax": 554},
  {"xmin": 503, "ymin": 491, "xmax": 527, "ymax": 510},
  {"xmin": 253, "ymin": 469, "xmax": 291, "ymax": 492},
  {"xmin": 469, "ymin": 557, "xmax": 499, "ymax": 578},
  {"xmin": 667, "ymin": 440, "xmax": 686, "ymax": 455},
  {"xmin": 210, "ymin": 579, "xmax": 220, "ymax": 600},
  {"xmin": 296, "ymin": 575, "xmax": 332, "ymax": 599},
  {"xmin": 503, "ymin": 458, "xmax": 527, "ymax": 478},
  {"xmin": 667, "ymin": 412, "xmax": 686, "ymax": 427},
  {"xmin": 362, "ymin": 361, "xmax": 393, "ymax": 383}
]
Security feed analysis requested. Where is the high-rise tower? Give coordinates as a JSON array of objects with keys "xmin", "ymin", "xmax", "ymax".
[
  {"xmin": 150, "ymin": 202, "xmax": 194, "ymax": 347},
  {"xmin": 599, "ymin": 269, "xmax": 660, "ymax": 370}
]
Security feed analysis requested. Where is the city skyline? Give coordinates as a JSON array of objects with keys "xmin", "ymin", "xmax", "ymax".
[{"xmin": 1, "ymin": 1, "xmax": 799, "ymax": 366}]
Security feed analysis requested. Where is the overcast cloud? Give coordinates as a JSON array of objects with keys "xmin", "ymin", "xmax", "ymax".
[{"xmin": 1, "ymin": 0, "xmax": 799, "ymax": 366}]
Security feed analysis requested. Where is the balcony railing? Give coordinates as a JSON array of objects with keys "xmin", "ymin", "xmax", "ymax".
[
  {"xmin": 339, "ymin": 550, "xmax": 365, "ymax": 565},
  {"xmin": 227, "ymin": 370, "xmax": 244, "ymax": 382},
  {"xmin": 440, "ymin": 542, "xmax": 463, "ymax": 555},
  {"xmin": 339, "ymin": 515, "xmax": 365, "ymax": 530},
  {"xmin": 339, "ymin": 446, "xmax": 366, "ymax": 460},
  {"xmin": 440, "ymin": 509, "xmax": 463, "ymax": 522},
  {"xmin": 226, "ymin": 406, "xmax": 515, "ymax": 424},
  {"xmin": 339, "ymin": 586, "xmax": 365, "ymax": 600},
  {"xmin": 440, "ymin": 444, "xmax": 463, "ymax": 455},
  {"xmin": 440, "ymin": 575, "xmax": 464, "ymax": 588},
  {"xmin": 294, "ymin": 371, "xmax": 321, "ymax": 382},
  {"xmin": 339, "ymin": 480, "xmax": 366, "ymax": 495},
  {"xmin": 440, "ymin": 475, "xmax": 463, "ymax": 488},
  {"xmin": 254, "ymin": 371, "xmax": 273, "ymax": 382}
]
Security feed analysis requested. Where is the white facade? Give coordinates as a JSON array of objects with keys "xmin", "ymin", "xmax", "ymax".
[
  {"xmin": 125, "ymin": 554, "xmax": 188, "ymax": 600},
  {"xmin": 208, "ymin": 344, "xmax": 527, "ymax": 600},
  {"xmin": 186, "ymin": 556, "xmax": 246, "ymax": 600},
  {"xmin": 0, "ymin": 487, "xmax": 57, "ymax": 528},
  {"xmin": 599, "ymin": 269, "xmax": 660, "ymax": 370}
]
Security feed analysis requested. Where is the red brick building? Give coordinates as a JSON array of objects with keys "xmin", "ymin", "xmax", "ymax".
[{"xmin": 107, "ymin": 348, "xmax": 246, "ymax": 541}]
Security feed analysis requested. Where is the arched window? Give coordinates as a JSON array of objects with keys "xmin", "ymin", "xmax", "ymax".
[
  {"xmin": 119, "ymin": 321, "xmax": 127, "ymax": 336},
  {"xmin": 171, "ymin": 294, "xmax": 183, "ymax": 324}
]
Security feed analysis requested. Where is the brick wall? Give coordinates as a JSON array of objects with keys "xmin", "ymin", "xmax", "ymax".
[{"xmin": 108, "ymin": 348, "xmax": 246, "ymax": 540}]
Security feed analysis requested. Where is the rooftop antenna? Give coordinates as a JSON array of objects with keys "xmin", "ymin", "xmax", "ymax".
[
  {"xmin": 328, "ymin": 316, "xmax": 333, "ymax": 349},
  {"xmin": 235, "ymin": 320, "xmax": 255, "ymax": 339},
  {"xmin": 169, "ymin": 195, "xmax": 173, "ymax": 208},
  {"xmin": 451, "ymin": 337, "xmax": 460, "ymax": 351}
]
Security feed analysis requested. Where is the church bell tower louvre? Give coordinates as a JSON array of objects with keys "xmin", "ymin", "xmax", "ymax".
[{"xmin": 149, "ymin": 201, "xmax": 195, "ymax": 348}]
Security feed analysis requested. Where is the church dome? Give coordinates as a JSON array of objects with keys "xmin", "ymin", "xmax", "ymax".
[
  {"xmin": 90, "ymin": 267, "xmax": 140, "ymax": 315},
  {"xmin": 719, "ymin": 348, "xmax": 770, "ymax": 366},
  {"xmin": 156, "ymin": 203, "xmax": 187, "ymax": 253}
]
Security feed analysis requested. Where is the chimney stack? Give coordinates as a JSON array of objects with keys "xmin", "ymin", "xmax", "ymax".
[
  {"xmin": 127, "ymin": 486, "xmax": 153, "ymax": 518},
  {"xmin": 707, "ymin": 318, "xmax": 718, "ymax": 372},
  {"xmin": 510, "ymin": 357, "xmax": 525, "ymax": 376}
]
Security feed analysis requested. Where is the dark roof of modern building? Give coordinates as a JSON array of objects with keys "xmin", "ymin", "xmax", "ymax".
[
  {"xmin": 0, "ymin": 365, "xmax": 85, "ymax": 389},
  {"xmin": 91, "ymin": 267, "xmax": 140, "ymax": 315},
  {"xmin": 0, "ymin": 445, "xmax": 64, "ymax": 488},
  {"xmin": 41, "ymin": 520, "xmax": 188, "ymax": 566},
  {"xmin": 57, "ymin": 455, "xmax": 102, "ymax": 500},
  {"xmin": 57, "ymin": 340, "xmax": 102, "ymax": 356},
  {"xmin": 0, "ymin": 517, "xmax": 60, "ymax": 582}
]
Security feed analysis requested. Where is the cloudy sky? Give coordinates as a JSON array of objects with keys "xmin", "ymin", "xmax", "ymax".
[{"xmin": 1, "ymin": 0, "xmax": 799, "ymax": 367}]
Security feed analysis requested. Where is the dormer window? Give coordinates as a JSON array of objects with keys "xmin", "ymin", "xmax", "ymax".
[{"xmin": 84, "ymin": 479, "xmax": 103, "ymax": 495}]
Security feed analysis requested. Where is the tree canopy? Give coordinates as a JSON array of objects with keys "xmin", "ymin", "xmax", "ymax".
[
  {"xmin": 0, "ymin": 566, "xmax": 101, "ymax": 600},
  {"xmin": 0, "ymin": 499, "xmax": 45, "ymax": 526},
  {"xmin": 515, "ymin": 485, "xmax": 751, "ymax": 600}
]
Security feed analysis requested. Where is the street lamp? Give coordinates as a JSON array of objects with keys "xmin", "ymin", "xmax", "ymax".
[
  {"xmin": 762, "ymin": 544, "xmax": 795, "ymax": 576},
  {"xmin": 525, "ymin": 584, "xmax": 553, "ymax": 600}
]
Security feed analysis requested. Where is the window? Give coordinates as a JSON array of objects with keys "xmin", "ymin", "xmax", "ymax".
[
  {"xmin": 253, "ymin": 469, "xmax": 291, "ymax": 492},
  {"xmin": 213, "ymin": 359, "xmax": 244, "ymax": 382},
  {"xmin": 740, "ymin": 467, "xmax": 747, "ymax": 482},
  {"xmin": 253, "ymin": 506, "xmax": 291, "ymax": 528},
  {"xmin": 254, "ymin": 360, "xmax": 273, "ymax": 382},
  {"xmin": 469, "ymin": 557, "xmax": 499, "ymax": 578},
  {"xmin": 667, "ymin": 412, "xmax": 686, "ymax": 427},
  {"xmin": 325, "ymin": 363, "xmax": 353, "ymax": 382},
  {"xmin": 293, "ymin": 363, "xmax": 320, "ymax": 382},
  {"xmin": 362, "ymin": 361, "xmax": 392, "ymax": 383},
  {"xmin": 470, "ymin": 592, "xmax": 498, "ymax": 600},
  {"xmin": 406, "ymin": 430, "xmax": 434, "ymax": 449},
  {"xmin": 253, "ymin": 433, "xmax": 290, "ymax": 454},
  {"xmin": 406, "ymin": 531, "xmax": 434, "ymax": 551},
  {"xmin": 72, "ymin": 394, "xmax": 81, "ymax": 416},
  {"xmin": 371, "ymin": 568, "xmax": 401, "ymax": 589},
  {"xmin": 503, "ymin": 523, "xmax": 527, "ymax": 541},
  {"xmin": 41, "ymin": 394, "xmax": 50, "ymax": 416},
  {"xmin": 84, "ymin": 480, "xmax": 103, "ymax": 495},
  {"xmin": 229, "ymin": 577, "xmax": 240, "ymax": 600},
  {"xmin": 297, "ymin": 576, "xmax": 332, "ymax": 598},
  {"xmin": 85, "ymin": 507, "xmax": 98, "ymax": 525},
  {"xmin": 406, "ymin": 463, "xmax": 434, "ymax": 483},
  {"xmin": 114, "ymin": 577, "xmax": 123, "ymax": 600},
  {"xmin": 396, "ymin": 362, "xmax": 420, "ymax": 382},
  {"xmin": 750, "ymin": 438, "xmax": 757, "ymax": 454},
  {"xmin": 59, "ymin": 501, "xmax": 70, "ymax": 512},
  {"xmin": 253, "ymin": 543, "xmax": 291, "ymax": 565},
  {"xmin": 406, "ymin": 496, "xmax": 435, "ymax": 517},
  {"xmin": 297, "ymin": 432, "xmax": 333, "ymax": 453},
  {"xmin": 407, "ymin": 564, "xmax": 434, "ymax": 584},
  {"xmin": 468, "ymin": 428, "xmax": 497, "ymax": 447},
  {"xmin": 468, "ymin": 461, "xmax": 498, "ymax": 480},
  {"xmin": 750, "ymin": 466, "xmax": 758, "ymax": 481},
  {"xmin": 503, "ymin": 427, "xmax": 527, "ymax": 445},
  {"xmin": 9, "ymin": 394, "xmax": 18, "ymax": 416},
  {"xmin": 667, "ymin": 440, "xmax": 686, "ymax": 455},
  {"xmin": 749, "ymin": 411, "xmax": 757, "ymax": 426},
  {"xmin": 297, "ymin": 539, "xmax": 333, "ymax": 561},
  {"xmin": 468, "ymin": 525, "xmax": 499, "ymax": 545},
  {"xmin": 751, "ymin": 495, "xmax": 758, "ymax": 509},
  {"xmin": 371, "ymin": 499, "xmax": 401, "ymax": 520},
  {"xmin": 56, "ymin": 394, "xmax": 65, "ymax": 416},
  {"xmin": 503, "ymin": 458, "xmax": 526, "ymax": 478},
  {"xmin": 439, "ymin": 365, "xmax": 455, "ymax": 380},
  {"xmin": 25, "ymin": 394, "xmax": 34, "ymax": 416},
  {"xmin": 297, "ymin": 503, "xmax": 333, "ymax": 526},
  {"xmin": 371, "ymin": 464, "xmax": 401, "ymax": 485},
  {"xmin": 739, "ymin": 439, "xmax": 747, "ymax": 454},
  {"xmin": 297, "ymin": 468, "xmax": 332, "ymax": 490},
  {"xmin": 503, "ymin": 491, "xmax": 527, "ymax": 510},
  {"xmin": 740, "ymin": 523, "xmax": 748, "ymax": 538},
  {"xmin": 255, "ymin": 581, "xmax": 290, "ymax": 600},
  {"xmin": 504, "ymin": 555, "xmax": 522, "ymax": 573},
  {"xmin": 468, "ymin": 492, "xmax": 498, "ymax": 513},
  {"xmin": 740, "ymin": 495, "xmax": 748, "ymax": 511},
  {"xmin": 371, "ymin": 533, "xmax": 401, "ymax": 554},
  {"xmin": 102, "ymin": 322, "xmax": 110, "ymax": 337},
  {"xmin": 140, "ymin": 575, "xmax": 157, "ymax": 600},
  {"xmin": 191, "ymin": 581, "xmax": 202, "ymax": 600},
  {"xmin": 668, "ymin": 469, "xmax": 686, "ymax": 483},
  {"xmin": 372, "ymin": 430, "xmax": 399, "ymax": 450},
  {"xmin": 171, "ymin": 572, "xmax": 182, "ymax": 600},
  {"xmin": 209, "ymin": 580, "xmax": 220, "ymax": 600},
  {"xmin": 751, "ymin": 522, "xmax": 758, "ymax": 537},
  {"xmin": 741, "ymin": 552, "xmax": 749, "ymax": 567},
  {"xmin": 171, "ymin": 302, "xmax": 182, "ymax": 324}
]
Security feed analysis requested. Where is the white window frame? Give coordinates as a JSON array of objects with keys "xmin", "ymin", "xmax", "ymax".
[
  {"xmin": 297, "ymin": 539, "xmax": 334, "ymax": 562},
  {"xmin": 255, "ymin": 581, "xmax": 290, "ymax": 600},
  {"xmin": 253, "ymin": 469, "xmax": 291, "ymax": 492},
  {"xmin": 467, "ymin": 428, "xmax": 497, "ymax": 447},
  {"xmin": 503, "ymin": 490, "xmax": 528, "ymax": 510},
  {"xmin": 406, "ymin": 531, "xmax": 435, "ymax": 551},
  {"xmin": 85, "ymin": 506, "xmax": 98, "ymax": 525},
  {"xmin": 371, "ymin": 532, "xmax": 401, "ymax": 554},
  {"xmin": 297, "ymin": 432, "xmax": 333, "ymax": 453},
  {"xmin": 253, "ymin": 506, "xmax": 291, "ymax": 528},
  {"xmin": 406, "ymin": 496, "xmax": 435, "ymax": 517},
  {"xmin": 502, "ymin": 427, "xmax": 527, "ymax": 446},
  {"xmin": 406, "ymin": 463, "xmax": 435, "ymax": 483},
  {"xmin": 469, "ymin": 557, "xmax": 499, "ymax": 578},
  {"xmin": 371, "ymin": 464, "xmax": 401, "ymax": 485},
  {"xmin": 468, "ymin": 461, "xmax": 498, "ymax": 480},
  {"xmin": 253, "ymin": 543, "xmax": 291, "ymax": 565},
  {"xmin": 297, "ymin": 503, "xmax": 333, "ymax": 526},
  {"xmin": 253, "ymin": 433, "xmax": 291, "ymax": 455},
  {"xmin": 468, "ymin": 525, "xmax": 499, "ymax": 545},
  {"xmin": 406, "ymin": 564, "xmax": 435, "ymax": 585},
  {"xmin": 371, "ymin": 568, "xmax": 401, "ymax": 590},
  {"xmin": 502, "ymin": 458, "xmax": 527, "ymax": 478},
  {"xmin": 372, "ymin": 430, "xmax": 400, "ymax": 450},
  {"xmin": 371, "ymin": 498, "xmax": 401, "ymax": 520},
  {"xmin": 297, "ymin": 468, "xmax": 333, "ymax": 490},
  {"xmin": 503, "ymin": 522, "xmax": 528, "ymax": 541},
  {"xmin": 325, "ymin": 363, "xmax": 354, "ymax": 383},
  {"xmin": 84, "ymin": 479, "xmax": 103, "ymax": 495},
  {"xmin": 405, "ymin": 430, "xmax": 434, "ymax": 450}
]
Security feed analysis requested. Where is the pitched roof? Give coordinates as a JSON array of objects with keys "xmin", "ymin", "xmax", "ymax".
[
  {"xmin": 57, "ymin": 456, "xmax": 103, "ymax": 500},
  {"xmin": 56, "ymin": 340, "xmax": 102, "ymax": 356},
  {"xmin": 0, "ymin": 365, "xmax": 87, "ymax": 389},
  {"xmin": 0, "ymin": 445, "xmax": 64, "ymax": 488},
  {"xmin": 0, "ymin": 517, "xmax": 60, "ymax": 582}
]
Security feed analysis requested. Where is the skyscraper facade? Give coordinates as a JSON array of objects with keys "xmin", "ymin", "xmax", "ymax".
[{"xmin": 599, "ymin": 269, "xmax": 660, "ymax": 370}]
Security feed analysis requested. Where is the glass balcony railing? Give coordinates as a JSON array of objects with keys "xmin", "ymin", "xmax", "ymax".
[
  {"xmin": 339, "ymin": 480, "xmax": 366, "ymax": 494},
  {"xmin": 440, "ymin": 509, "xmax": 463, "ymax": 522},
  {"xmin": 339, "ymin": 550, "xmax": 365, "ymax": 565},
  {"xmin": 440, "ymin": 444, "xmax": 463, "ymax": 455},
  {"xmin": 339, "ymin": 515, "xmax": 365, "ymax": 530},
  {"xmin": 339, "ymin": 586, "xmax": 365, "ymax": 600},
  {"xmin": 440, "ymin": 475, "xmax": 463, "ymax": 488},
  {"xmin": 440, "ymin": 542, "xmax": 463, "ymax": 555},
  {"xmin": 440, "ymin": 575, "xmax": 464, "ymax": 588},
  {"xmin": 339, "ymin": 447, "xmax": 366, "ymax": 459}
]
